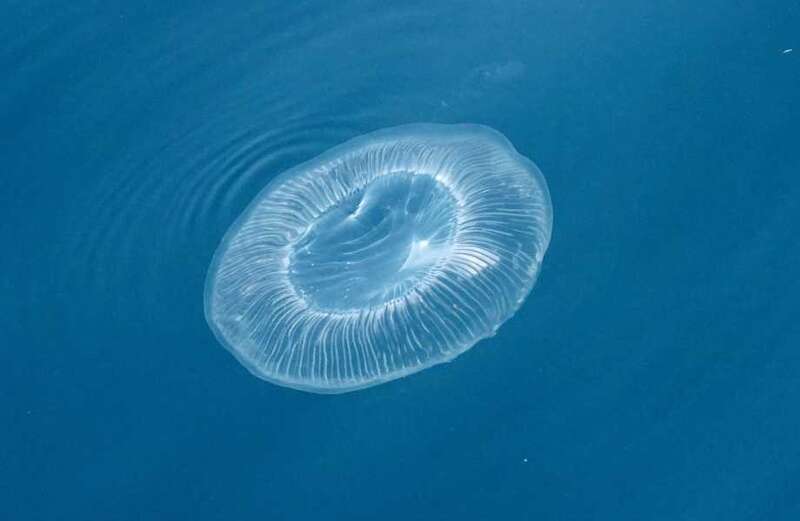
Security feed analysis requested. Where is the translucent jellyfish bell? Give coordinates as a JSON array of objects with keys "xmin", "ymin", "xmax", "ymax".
[{"xmin": 204, "ymin": 123, "xmax": 552, "ymax": 393}]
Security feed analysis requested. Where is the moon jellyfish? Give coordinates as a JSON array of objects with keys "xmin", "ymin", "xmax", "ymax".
[{"xmin": 204, "ymin": 123, "xmax": 552, "ymax": 393}]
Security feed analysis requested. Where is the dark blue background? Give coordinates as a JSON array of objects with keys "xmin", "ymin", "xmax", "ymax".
[{"xmin": 2, "ymin": 1, "xmax": 799, "ymax": 519}]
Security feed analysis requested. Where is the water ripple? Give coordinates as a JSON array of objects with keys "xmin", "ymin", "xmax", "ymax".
[{"xmin": 5, "ymin": 1, "xmax": 537, "ymax": 337}]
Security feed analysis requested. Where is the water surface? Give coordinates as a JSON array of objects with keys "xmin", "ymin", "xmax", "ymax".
[{"xmin": 2, "ymin": 1, "xmax": 799, "ymax": 519}]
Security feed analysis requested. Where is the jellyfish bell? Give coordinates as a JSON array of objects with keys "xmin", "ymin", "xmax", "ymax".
[{"xmin": 204, "ymin": 123, "xmax": 552, "ymax": 393}]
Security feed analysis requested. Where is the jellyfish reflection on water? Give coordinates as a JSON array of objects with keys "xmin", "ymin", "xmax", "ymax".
[{"xmin": 204, "ymin": 123, "xmax": 552, "ymax": 393}]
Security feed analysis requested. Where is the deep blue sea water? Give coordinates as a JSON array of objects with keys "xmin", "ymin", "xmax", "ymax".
[{"xmin": 2, "ymin": 1, "xmax": 799, "ymax": 519}]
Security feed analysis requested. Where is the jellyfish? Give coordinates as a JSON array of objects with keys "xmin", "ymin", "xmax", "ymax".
[{"xmin": 204, "ymin": 123, "xmax": 552, "ymax": 393}]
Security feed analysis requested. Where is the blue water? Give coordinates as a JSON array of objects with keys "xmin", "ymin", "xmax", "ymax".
[{"xmin": 2, "ymin": 1, "xmax": 799, "ymax": 519}]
